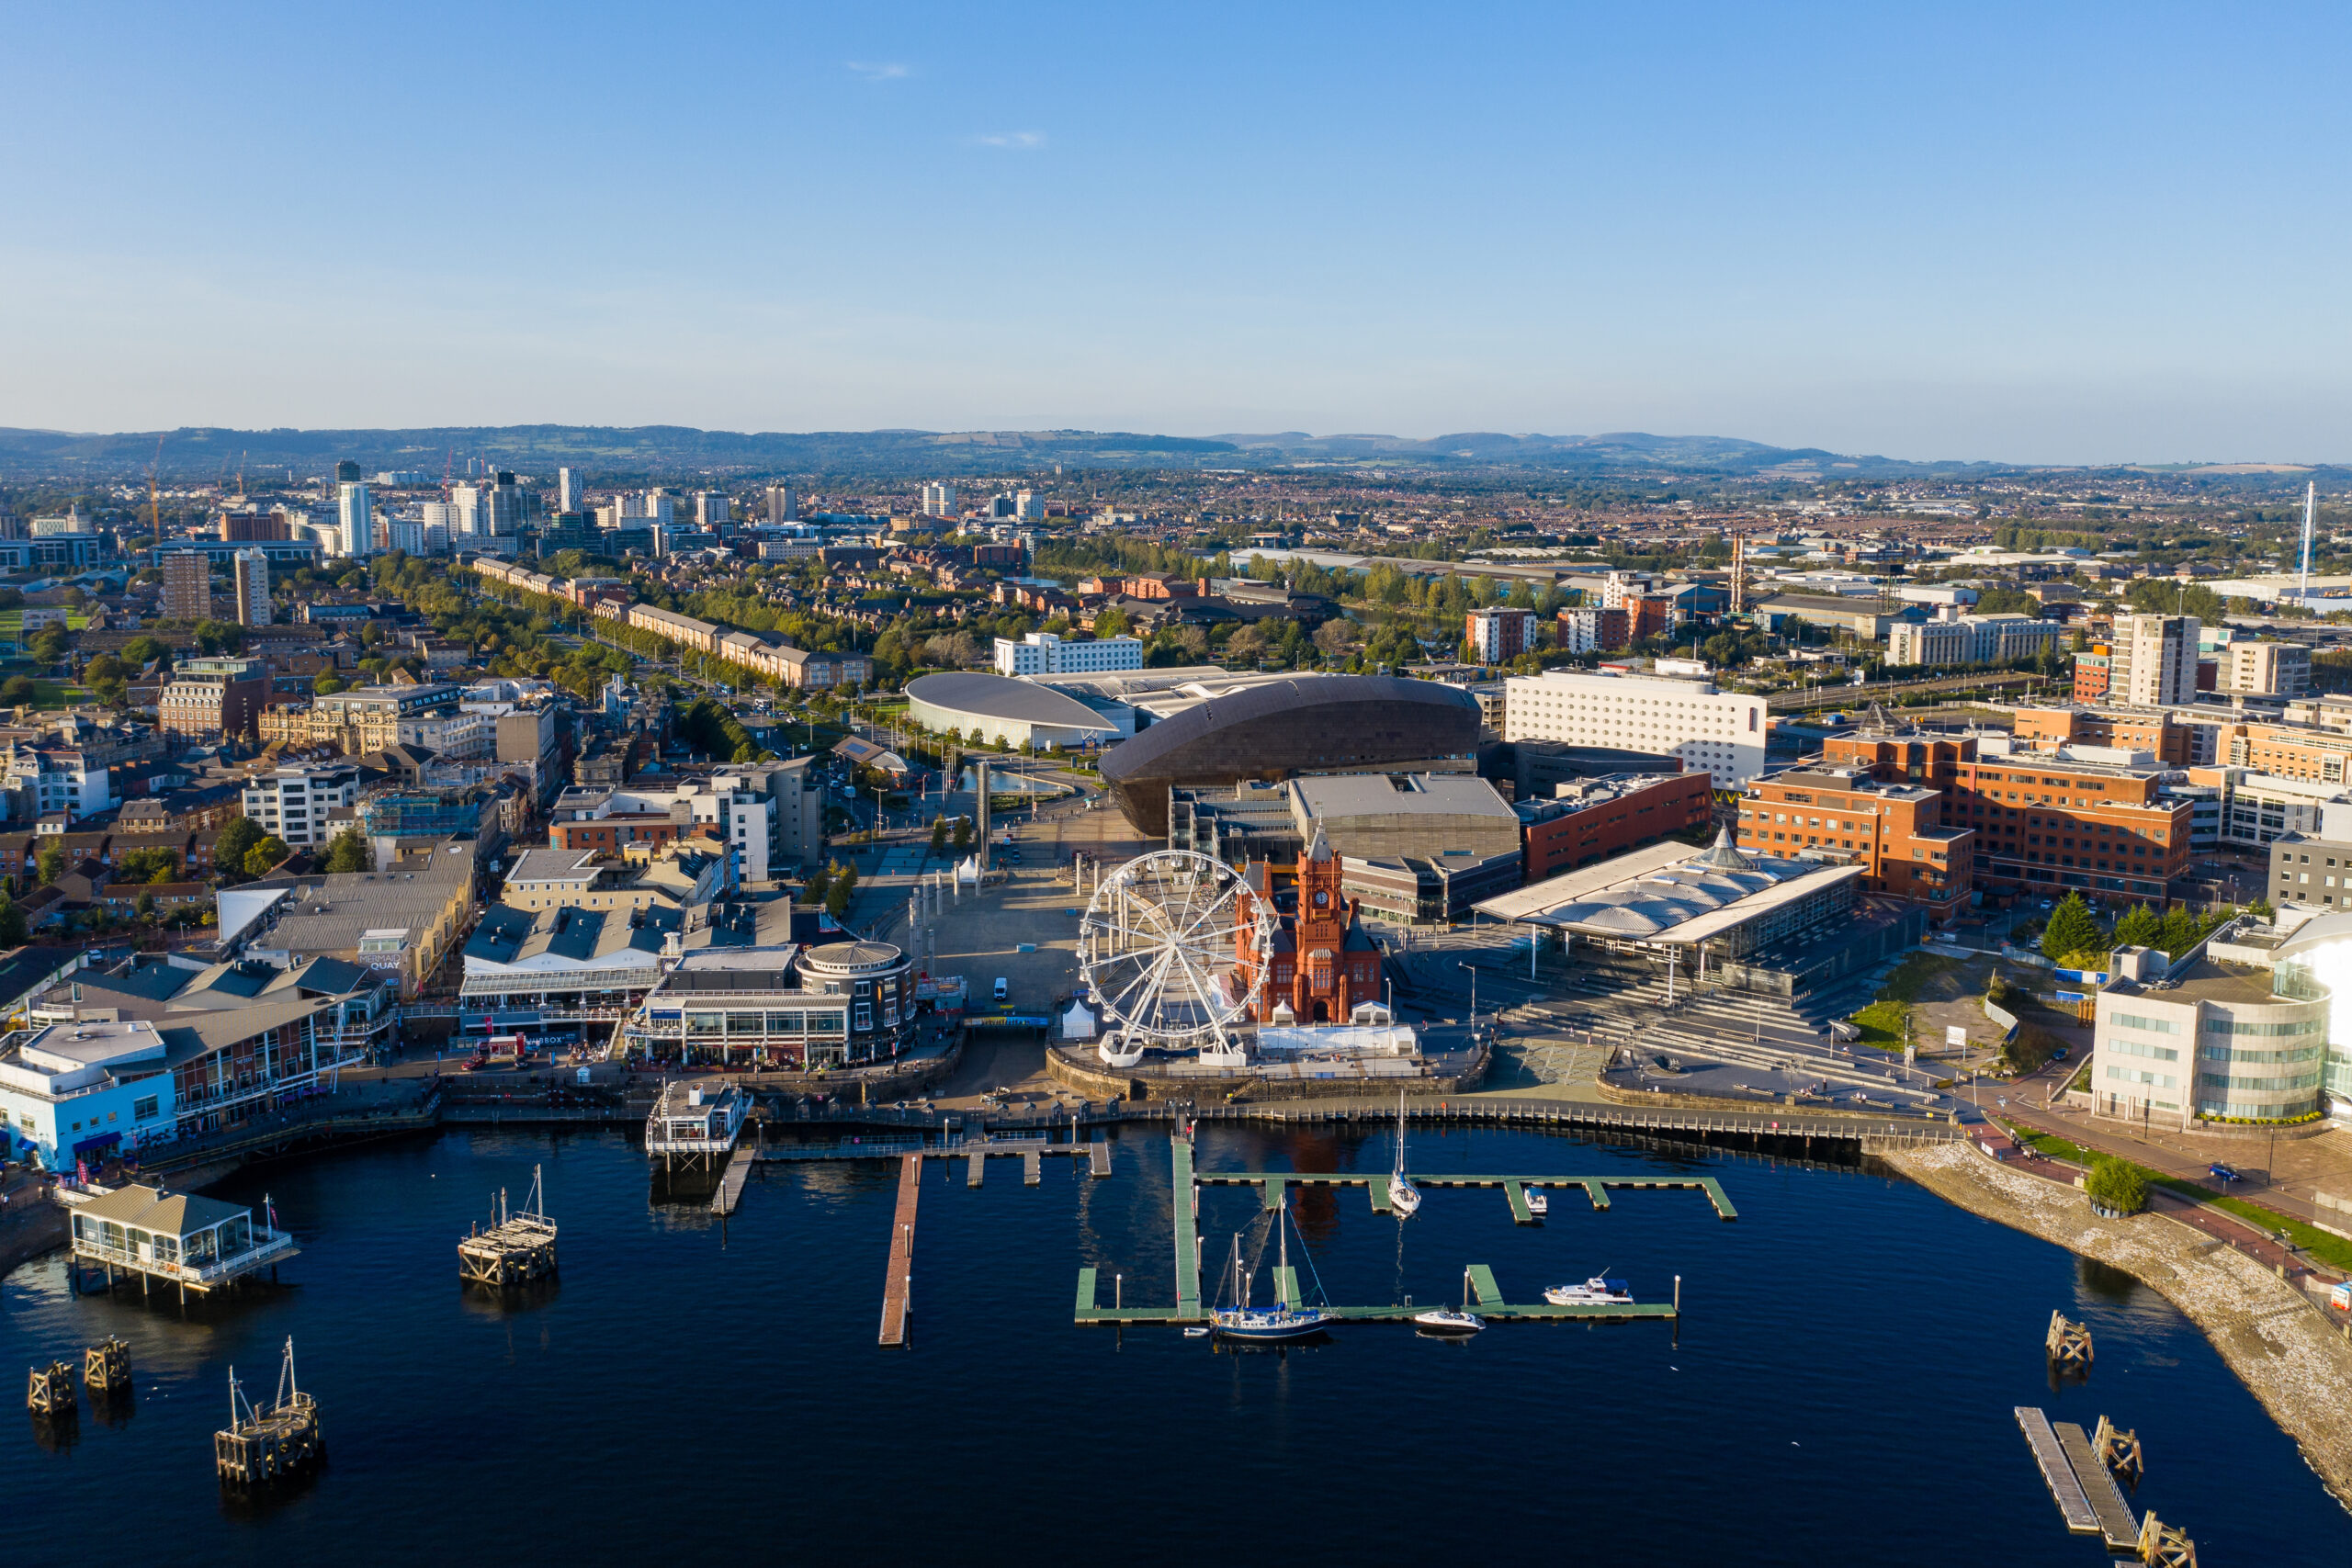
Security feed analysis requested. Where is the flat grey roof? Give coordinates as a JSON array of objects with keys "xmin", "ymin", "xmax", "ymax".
[{"xmin": 1291, "ymin": 773, "xmax": 1514, "ymax": 822}]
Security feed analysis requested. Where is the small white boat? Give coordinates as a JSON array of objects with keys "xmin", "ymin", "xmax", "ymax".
[
  {"xmin": 1183, "ymin": 1326, "xmax": 1212, "ymax": 1338},
  {"xmin": 1388, "ymin": 1090, "xmax": 1422, "ymax": 1217},
  {"xmin": 1412, "ymin": 1268, "xmax": 1486, "ymax": 1337},
  {"xmin": 1544, "ymin": 1273, "xmax": 1634, "ymax": 1306},
  {"xmin": 1523, "ymin": 1187, "xmax": 1548, "ymax": 1217}
]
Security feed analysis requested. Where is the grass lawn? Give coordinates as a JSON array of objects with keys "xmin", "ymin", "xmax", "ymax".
[
  {"xmin": 1847, "ymin": 950, "xmax": 1967, "ymax": 1050},
  {"xmin": 2000, "ymin": 1121, "xmax": 2352, "ymax": 1271}
]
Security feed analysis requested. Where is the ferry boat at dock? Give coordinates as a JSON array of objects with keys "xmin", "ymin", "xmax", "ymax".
[{"xmin": 1544, "ymin": 1274, "xmax": 1633, "ymax": 1306}]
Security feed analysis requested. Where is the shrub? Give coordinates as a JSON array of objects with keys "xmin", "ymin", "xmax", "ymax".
[{"xmin": 2085, "ymin": 1155, "xmax": 2147, "ymax": 1214}]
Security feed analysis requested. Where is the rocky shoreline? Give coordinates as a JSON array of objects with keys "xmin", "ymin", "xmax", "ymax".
[{"xmin": 1887, "ymin": 1140, "xmax": 2352, "ymax": 1509}]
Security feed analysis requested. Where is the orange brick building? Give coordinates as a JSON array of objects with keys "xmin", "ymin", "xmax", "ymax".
[
  {"xmin": 1818, "ymin": 732, "xmax": 2188, "ymax": 903},
  {"xmin": 1520, "ymin": 772, "xmax": 1713, "ymax": 881},
  {"xmin": 1736, "ymin": 764, "xmax": 1973, "ymax": 919},
  {"xmin": 1233, "ymin": 831, "xmax": 1383, "ymax": 1024}
]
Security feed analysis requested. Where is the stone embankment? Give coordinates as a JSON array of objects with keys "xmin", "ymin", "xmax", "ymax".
[{"xmin": 1888, "ymin": 1140, "xmax": 2352, "ymax": 1506}]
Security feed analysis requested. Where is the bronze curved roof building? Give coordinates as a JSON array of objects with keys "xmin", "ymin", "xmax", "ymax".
[{"xmin": 1099, "ymin": 674, "xmax": 1482, "ymax": 837}]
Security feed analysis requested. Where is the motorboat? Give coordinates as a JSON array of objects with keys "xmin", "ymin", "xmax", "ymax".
[
  {"xmin": 1544, "ymin": 1274, "xmax": 1634, "ymax": 1306},
  {"xmin": 1388, "ymin": 1090, "xmax": 1422, "ymax": 1217},
  {"xmin": 1211, "ymin": 1191, "xmax": 1336, "ymax": 1342},
  {"xmin": 1524, "ymin": 1187, "xmax": 1549, "ymax": 1217},
  {"xmin": 1411, "ymin": 1268, "xmax": 1486, "ymax": 1337}
]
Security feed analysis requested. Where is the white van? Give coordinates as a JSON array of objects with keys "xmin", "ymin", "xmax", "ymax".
[{"xmin": 993, "ymin": 977, "xmax": 1009, "ymax": 1003}]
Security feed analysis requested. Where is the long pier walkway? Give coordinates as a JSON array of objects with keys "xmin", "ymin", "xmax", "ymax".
[
  {"xmin": 878, "ymin": 1155, "xmax": 921, "ymax": 1347},
  {"xmin": 2054, "ymin": 1419, "xmax": 2141, "ymax": 1550},
  {"xmin": 1196, "ymin": 1169, "xmax": 1738, "ymax": 1222},
  {"xmin": 2015, "ymin": 1407, "xmax": 2098, "ymax": 1535},
  {"xmin": 709, "ymin": 1147, "xmax": 755, "ymax": 1216}
]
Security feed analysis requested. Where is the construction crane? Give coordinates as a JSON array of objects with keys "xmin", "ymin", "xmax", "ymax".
[{"xmin": 237, "ymin": 450, "xmax": 247, "ymax": 500}]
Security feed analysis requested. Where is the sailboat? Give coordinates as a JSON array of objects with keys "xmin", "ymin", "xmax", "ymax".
[
  {"xmin": 1212, "ymin": 1191, "xmax": 1334, "ymax": 1342},
  {"xmin": 1412, "ymin": 1267, "xmax": 1486, "ymax": 1337},
  {"xmin": 1386, "ymin": 1090, "xmax": 1422, "ymax": 1217}
]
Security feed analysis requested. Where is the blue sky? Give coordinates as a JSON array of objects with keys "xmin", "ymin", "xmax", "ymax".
[{"xmin": 4, "ymin": 2, "xmax": 2349, "ymax": 463}]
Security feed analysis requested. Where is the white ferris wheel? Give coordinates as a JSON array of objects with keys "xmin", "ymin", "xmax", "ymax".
[{"xmin": 1078, "ymin": 850, "xmax": 1270, "ymax": 1066}]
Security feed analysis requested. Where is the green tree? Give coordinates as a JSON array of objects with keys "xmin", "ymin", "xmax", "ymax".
[
  {"xmin": 312, "ymin": 674, "xmax": 348, "ymax": 695},
  {"xmin": 134, "ymin": 890, "xmax": 155, "ymax": 921},
  {"xmin": 214, "ymin": 815, "xmax": 264, "ymax": 875},
  {"xmin": 2109, "ymin": 903, "xmax": 2165, "ymax": 952},
  {"xmin": 2040, "ymin": 892, "xmax": 2105, "ymax": 964},
  {"xmin": 324, "ymin": 826, "xmax": 373, "ymax": 874},
  {"xmin": 2154, "ymin": 907, "xmax": 2203, "ymax": 958},
  {"xmin": 930, "ymin": 817, "xmax": 948, "ymax": 856},
  {"xmin": 823, "ymin": 858, "xmax": 857, "ymax": 919},
  {"xmin": 803, "ymin": 863, "xmax": 831, "ymax": 908},
  {"xmin": 244, "ymin": 836, "xmax": 289, "ymax": 877},
  {"xmin": 1, "ymin": 675, "xmax": 35, "ymax": 705},
  {"xmin": 0, "ymin": 891, "xmax": 26, "ymax": 945},
  {"xmin": 35, "ymin": 842, "xmax": 64, "ymax": 886},
  {"xmin": 2084, "ymin": 1155, "xmax": 2147, "ymax": 1213},
  {"xmin": 952, "ymin": 817, "xmax": 974, "ymax": 853}
]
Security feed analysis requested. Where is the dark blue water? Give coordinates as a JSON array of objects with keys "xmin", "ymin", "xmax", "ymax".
[{"xmin": 5, "ymin": 1124, "xmax": 2345, "ymax": 1566}]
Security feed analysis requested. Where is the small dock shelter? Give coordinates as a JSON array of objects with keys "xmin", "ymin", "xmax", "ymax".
[{"xmin": 69, "ymin": 1181, "xmax": 298, "ymax": 1302}]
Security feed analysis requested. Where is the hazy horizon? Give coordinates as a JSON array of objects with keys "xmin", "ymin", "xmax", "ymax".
[{"xmin": 6, "ymin": 3, "xmax": 2349, "ymax": 466}]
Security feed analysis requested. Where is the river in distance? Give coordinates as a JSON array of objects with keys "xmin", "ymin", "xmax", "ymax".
[{"xmin": 4, "ymin": 1122, "xmax": 2346, "ymax": 1566}]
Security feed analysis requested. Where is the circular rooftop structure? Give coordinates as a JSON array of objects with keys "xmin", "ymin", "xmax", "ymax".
[
  {"xmin": 798, "ymin": 941, "xmax": 907, "ymax": 976},
  {"xmin": 1097, "ymin": 673, "xmax": 1482, "ymax": 837},
  {"xmin": 906, "ymin": 671, "xmax": 1124, "ymax": 751}
]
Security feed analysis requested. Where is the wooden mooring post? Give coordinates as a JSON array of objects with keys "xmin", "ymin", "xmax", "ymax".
[
  {"xmin": 2135, "ymin": 1511, "xmax": 2196, "ymax": 1568},
  {"xmin": 83, "ymin": 1338, "xmax": 130, "ymax": 1399},
  {"xmin": 2046, "ymin": 1310, "xmax": 2094, "ymax": 1373},
  {"xmin": 2093, "ymin": 1413, "xmax": 2143, "ymax": 1486},
  {"xmin": 215, "ymin": 1338, "xmax": 324, "ymax": 1488},
  {"xmin": 26, "ymin": 1360, "xmax": 75, "ymax": 1418},
  {"xmin": 458, "ymin": 1166, "xmax": 559, "ymax": 1287}
]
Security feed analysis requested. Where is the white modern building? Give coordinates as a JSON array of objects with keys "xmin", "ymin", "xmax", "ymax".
[
  {"xmin": 234, "ymin": 548, "xmax": 272, "ymax": 626},
  {"xmin": 559, "ymin": 468, "xmax": 583, "ymax": 513},
  {"xmin": 0, "ymin": 1018, "xmax": 175, "ymax": 1170},
  {"xmin": 242, "ymin": 765, "xmax": 364, "ymax": 849},
  {"xmin": 993, "ymin": 632, "xmax": 1144, "ymax": 677},
  {"xmin": 2109, "ymin": 614, "xmax": 2199, "ymax": 708},
  {"xmin": 2091, "ymin": 944, "xmax": 2330, "ymax": 1127},
  {"xmin": 1502, "ymin": 668, "xmax": 1766, "ymax": 784},
  {"xmin": 922, "ymin": 481, "xmax": 956, "ymax": 519},
  {"xmin": 336, "ymin": 480, "xmax": 373, "ymax": 559}
]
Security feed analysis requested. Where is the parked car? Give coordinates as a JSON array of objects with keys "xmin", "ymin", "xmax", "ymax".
[{"xmin": 2210, "ymin": 1162, "xmax": 2242, "ymax": 1182}]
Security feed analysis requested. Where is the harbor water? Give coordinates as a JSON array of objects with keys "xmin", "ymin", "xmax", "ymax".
[{"xmin": 5, "ymin": 1123, "xmax": 2346, "ymax": 1565}]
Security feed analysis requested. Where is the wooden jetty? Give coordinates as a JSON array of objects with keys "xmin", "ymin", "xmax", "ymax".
[
  {"xmin": 709, "ymin": 1148, "xmax": 755, "ymax": 1216},
  {"xmin": 2014, "ymin": 1407, "xmax": 2098, "ymax": 1535},
  {"xmin": 457, "ymin": 1166, "xmax": 558, "ymax": 1287},
  {"xmin": 26, "ymin": 1359, "xmax": 75, "ymax": 1418},
  {"xmin": 2046, "ymin": 1310, "xmax": 2094, "ymax": 1372},
  {"xmin": 214, "ymin": 1338, "xmax": 323, "ymax": 1489},
  {"xmin": 1074, "ymin": 1136, "xmax": 1690, "ymax": 1327},
  {"xmin": 878, "ymin": 1154, "xmax": 920, "ymax": 1347},
  {"xmin": 2054, "ymin": 1419, "xmax": 2140, "ymax": 1551},
  {"xmin": 83, "ymin": 1337, "xmax": 130, "ymax": 1399}
]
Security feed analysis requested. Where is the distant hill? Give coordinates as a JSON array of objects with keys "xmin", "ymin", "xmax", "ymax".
[{"xmin": 0, "ymin": 422, "xmax": 2007, "ymax": 482}]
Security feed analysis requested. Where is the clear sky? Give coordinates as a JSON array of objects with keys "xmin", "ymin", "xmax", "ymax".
[{"xmin": 4, "ymin": 2, "xmax": 2348, "ymax": 464}]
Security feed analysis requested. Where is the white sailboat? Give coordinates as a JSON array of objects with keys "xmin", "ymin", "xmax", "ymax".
[{"xmin": 1386, "ymin": 1090, "xmax": 1422, "ymax": 1217}]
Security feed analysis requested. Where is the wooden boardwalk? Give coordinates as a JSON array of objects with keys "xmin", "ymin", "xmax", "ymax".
[
  {"xmin": 2015, "ymin": 1407, "xmax": 2099, "ymax": 1535},
  {"xmin": 878, "ymin": 1155, "xmax": 921, "ymax": 1348},
  {"xmin": 709, "ymin": 1148, "xmax": 755, "ymax": 1216},
  {"xmin": 1171, "ymin": 1137, "xmax": 1201, "ymax": 1317},
  {"xmin": 2054, "ymin": 1419, "xmax": 2141, "ymax": 1550}
]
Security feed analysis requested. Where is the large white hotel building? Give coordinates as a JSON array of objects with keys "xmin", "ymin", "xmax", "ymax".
[{"xmin": 1501, "ymin": 669, "xmax": 1768, "ymax": 784}]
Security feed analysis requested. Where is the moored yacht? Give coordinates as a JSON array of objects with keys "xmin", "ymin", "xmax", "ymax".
[{"xmin": 1544, "ymin": 1274, "xmax": 1634, "ymax": 1306}]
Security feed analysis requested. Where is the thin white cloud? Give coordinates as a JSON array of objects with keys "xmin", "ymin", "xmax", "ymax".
[
  {"xmin": 974, "ymin": 130, "xmax": 1046, "ymax": 150},
  {"xmin": 846, "ymin": 61, "xmax": 909, "ymax": 82}
]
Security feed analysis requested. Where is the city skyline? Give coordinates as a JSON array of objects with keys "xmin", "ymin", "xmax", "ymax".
[{"xmin": 5, "ymin": 4, "xmax": 2349, "ymax": 462}]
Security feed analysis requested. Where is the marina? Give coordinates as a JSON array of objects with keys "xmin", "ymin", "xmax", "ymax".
[{"xmin": 0, "ymin": 1122, "xmax": 2339, "ymax": 1563}]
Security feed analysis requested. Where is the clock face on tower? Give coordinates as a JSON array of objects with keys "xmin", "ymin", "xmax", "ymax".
[{"xmin": 1313, "ymin": 891, "xmax": 1328, "ymax": 906}]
